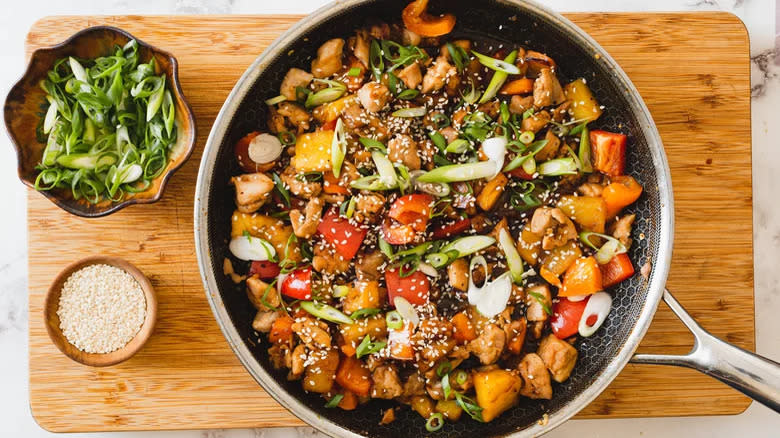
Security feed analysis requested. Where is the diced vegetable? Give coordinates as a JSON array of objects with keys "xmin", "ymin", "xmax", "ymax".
[
  {"xmin": 497, "ymin": 227, "xmax": 524, "ymax": 284},
  {"xmin": 557, "ymin": 195, "xmax": 607, "ymax": 233},
  {"xmin": 231, "ymin": 212, "xmax": 301, "ymax": 262},
  {"xmin": 339, "ymin": 315, "xmax": 388, "ymax": 356},
  {"xmin": 337, "ymin": 391, "xmax": 358, "ymax": 410},
  {"xmin": 335, "ymin": 355, "xmax": 372, "ymax": 396},
  {"xmin": 389, "ymin": 194, "xmax": 434, "ymax": 231},
  {"xmin": 435, "ymin": 399, "xmax": 463, "ymax": 421},
  {"xmin": 386, "ymin": 268, "xmax": 430, "ymax": 305},
  {"xmin": 560, "ymin": 256, "xmax": 603, "ymax": 297},
  {"xmin": 499, "ymin": 78, "xmax": 534, "ymax": 95},
  {"xmin": 280, "ymin": 267, "xmax": 312, "ymax": 300},
  {"xmin": 342, "ymin": 280, "xmax": 381, "ymax": 314},
  {"xmin": 600, "ymin": 253, "xmax": 635, "ymax": 288},
  {"xmin": 388, "ymin": 323, "xmax": 415, "ymax": 360},
  {"xmin": 317, "ymin": 208, "xmax": 367, "ymax": 260},
  {"xmin": 563, "ymin": 78, "xmax": 603, "ymax": 122},
  {"xmin": 540, "ymin": 240, "xmax": 582, "ymax": 277},
  {"xmin": 550, "ymin": 297, "xmax": 588, "ymax": 339},
  {"xmin": 517, "ymin": 225, "xmax": 542, "ymax": 265},
  {"xmin": 249, "ymin": 261, "xmax": 281, "ymax": 279},
  {"xmin": 313, "ymin": 95, "xmax": 356, "ymax": 123},
  {"xmin": 293, "ymin": 130, "xmax": 335, "ymax": 172},
  {"xmin": 268, "ymin": 315, "xmax": 294, "ymax": 345},
  {"xmin": 578, "ymin": 291, "xmax": 612, "ymax": 337},
  {"xmin": 303, "ymin": 348, "xmax": 340, "ymax": 393},
  {"xmin": 322, "ymin": 171, "xmax": 349, "ymax": 195},
  {"xmin": 452, "ymin": 311, "xmax": 477, "ymax": 343},
  {"xmin": 402, "ymin": 0, "xmax": 456, "ymax": 37},
  {"xmin": 431, "ymin": 218, "xmax": 471, "ymax": 239},
  {"xmin": 381, "ymin": 219, "xmax": 418, "ymax": 245},
  {"xmin": 602, "ymin": 175, "xmax": 643, "ymax": 218},
  {"xmin": 590, "ymin": 130, "xmax": 627, "ymax": 177},
  {"xmin": 473, "ymin": 369, "xmax": 522, "ymax": 422},
  {"xmin": 476, "ymin": 173, "xmax": 508, "ymax": 211}
]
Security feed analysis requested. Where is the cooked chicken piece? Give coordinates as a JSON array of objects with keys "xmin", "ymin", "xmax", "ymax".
[
  {"xmin": 387, "ymin": 134, "xmax": 421, "ymax": 170},
  {"xmin": 412, "ymin": 319, "xmax": 457, "ymax": 362},
  {"xmin": 398, "ymin": 62, "xmax": 422, "ymax": 89},
  {"xmin": 354, "ymin": 192, "xmax": 386, "ymax": 223},
  {"xmin": 403, "ymin": 372, "xmax": 427, "ymax": 397},
  {"xmin": 276, "ymin": 102, "xmax": 311, "ymax": 134},
  {"xmin": 578, "ymin": 182, "xmax": 604, "ymax": 197},
  {"xmin": 280, "ymin": 68, "xmax": 313, "ymax": 101},
  {"xmin": 538, "ymin": 334, "xmax": 578, "ymax": 383},
  {"xmin": 280, "ymin": 166, "xmax": 322, "ymax": 199},
  {"xmin": 351, "ymin": 30, "xmax": 370, "ymax": 67},
  {"xmin": 438, "ymin": 39, "xmax": 471, "ymax": 61},
  {"xmin": 356, "ymin": 251, "xmax": 386, "ymax": 281},
  {"xmin": 268, "ymin": 344, "xmax": 292, "ymax": 370},
  {"xmin": 246, "ymin": 275, "xmax": 281, "ymax": 311},
  {"xmin": 358, "ymin": 82, "xmax": 391, "ymax": 113},
  {"xmin": 290, "ymin": 343, "xmax": 306, "ymax": 379},
  {"xmin": 521, "ymin": 110, "xmax": 551, "ymax": 133},
  {"xmin": 530, "ymin": 207, "xmax": 577, "ymax": 250},
  {"xmin": 369, "ymin": 22, "xmax": 391, "ymax": 40},
  {"xmin": 533, "ymin": 68, "xmax": 565, "ymax": 108},
  {"xmin": 379, "ymin": 408, "xmax": 396, "ymax": 425},
  {"xmin": 552, "ymin": 101, "xmax": 572, "ymax": 122},
  {"xmin": 341, "ymin": 100, "xmax": 368, "ymax": 130},
  {"xmin": 312, "ymin": 241, "xmax": 350, "ymax": 274},
  {"xmin": 477, "ymin": 101, "xmax": 501, "ymax": 119},
  {"xmin": 292, "ymin": 317, "xmax": 332, "ymax": 349},
  {"xmin": 518, "ymin": 353, "xmax": 552, "ymax": 399},
  {"xmin": 447, "ymin": 258, "xmax": 469, "ymax": 291},
  {"xmin": 311, "ymin": 38, "xmax": 345, "ymax": 78},
  {"xmin": 610, "ymin": 213, "xmax": 636, "ymax": 248},
  {"xmin": 509, "ymin": 95, "xmax": 534, "ymax": 115},
  {"xmin": 536, "ymin": 130, "xmax": 561, "ymax": 161},
  {"xmin": 467, "ymin": 323, "xmax": 506, "ymax": 365},
  {"xmin": 372, "ymin": 366, "xmax": 404, "ymax": 399},
  {"xmin": 267, "ymin": 105, "xmax": 288, "ymax": 134},
  {"xmin": 505, "ymin": 318, "xmax": 527, "ymax": 352},
  {"xmin": 419, "ymin": 139, "xmax": 437, "ymax": 169},
  {"xmin": 422, "ymin": 55, "xmax": 456, "ymax": 94},
  {"xmin": 290, "ymin": 196, "xmax": 324, "ymax": 238},
  {"xmin": 252, "ymin": 309, "xmax": 280, "ymax": 333},
  {"xmin": 230, "ymin": 173, "xmax": 274, "ymax": 213},
  {"xmin": 440, "ymin": 126, "xmax": 459, "ymax": 144},
  {"xmin": 401, "ymin": 28, "xmax": 422, "ymax": 46},
  {"xmin": 525, "ymin": 284, "xmax": 551, "ymax": 323}
]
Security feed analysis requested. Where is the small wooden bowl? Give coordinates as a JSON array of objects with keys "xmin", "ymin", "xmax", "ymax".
[
  {"xmin": 4, "ymin": 26, "xmax": 196, "ymax": 217},
  {"xmin": 44, "ymin": 256, "xmax": 157, "ymax": 367}
]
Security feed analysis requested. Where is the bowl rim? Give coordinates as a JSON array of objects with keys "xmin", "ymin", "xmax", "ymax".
[
  {"xmin": 43, "ymin": 255, "xmax": 158, "ymax": 367},
  {"xmin": 3, "ymin": 25, "xmax": 197, "ymax": 218},
  {"xmin": 194, "ymin": 1, "xmax": 674, "ymax": 437}
]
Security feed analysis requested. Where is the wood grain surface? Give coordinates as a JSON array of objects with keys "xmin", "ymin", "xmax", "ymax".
[{"xmin": 25, "ymin": 13, "xmax": 753, "ymax": 432}]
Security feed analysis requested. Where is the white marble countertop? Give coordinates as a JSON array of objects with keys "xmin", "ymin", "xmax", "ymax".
[{"xmin": 2, "ymin": 0, "xmax": 779, "ymax": 436}]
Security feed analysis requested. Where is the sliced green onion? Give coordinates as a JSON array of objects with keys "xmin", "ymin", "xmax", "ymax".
[
  {"xmin": 441, "ymin": 373, "xmax": 452, "ymax": 399},
  {"xmin": 369, "ymin": 40, "xmax": 384, "ymax": 80},
  {"xmin": 479, "ymin": 50, "xmax": 518, "ymax": 104},
  {"xmin": 299, "ymin": 301, "xmax": 353, "ymax": 325},
  {"xmin": 350, "ymin": 308, "xmax": 381, "ymax": 320},
  {"xmin": 350, "ymin": 175, "xmax": 395, "ymax": 191},
  {"xmin": 372, "ymin": 151, "xmax": 397, "ymax": 187},
  {"xmin": 410, "ymin": 170, "xmax": 451, "ymax": 197},
  {"xmin": 579, "ymin": 231, "xmax": 628, "ymax": 264},
  {"xmin": 271, "ymin": 172, "xmax": 291, "ymax": 206},
  {"xmin": 355, "ymin": 335, "xmax": 386, "ymax": 358},
  {"xmin": 56, "ymin": 153, "xmax": 116, "ymax": 170},
  {"xmin": 416, "ymin": 161, "xmax": 497, "ymax": 183},
  {"xmin": 305, "ymin": 86, "xmax": 346, "ymax": 108},
  {"xmin": 522, "ymin": 156, "xmax": 536, "ymax": 175},
  {"xmin": 325, "ymin": 394, "xmax": 343, "ymax": 408},
  {"xmin": 332, "ymin": 285, "xmax": 350, "ymax": 298},
  {"xmin": 43, "ymin": 100, "xmax": 58, "ymax": 134},
  {"xmin": 455, "ymin": 392, "xmax": 484, "ymax": 422},
  {"xmin": 359, "ymin": 137, "xmax": 387, "ymax": 153},
  {"xmin": 265, "ymin": 95, "xmax": 287, "ymax": 105},
  {"xmin": 579, "ymin": 126, "xmax": 594, "ymax": 173},
  {"xmin": 472, "ymin": 50, "xmax": 521, "ymax": 74},
  {"xmin": 379, "ymin": 236, "xmax": 394, "ymax": 259},
  {"xmin": 518, "ymin": 131, "xmax": 535, "ymax": 144},
  {"xmin": 278, "ymin": 131, "xmax": 296, "ymax": 146},
  {"xmin": 445, "ymin": 139, "xmax": 470, "ymax": 154},
  {"xmin": 431, "ymin": 113, "xmax": 450, "ymax": 128},
  {"xmin": 68, "ymin": 57, "xmax": 89, "ymax": 83},
  {"xmin": 527, "ymin": 290, "xmax": 552, "ymax": 316},
  {"xmin": 436, "ymin": 361, "xmax": 452, "ymax": 377},
  {"xmin": 502, "ymin": 140, "xmax": 547, "ymax": 172},
  {"xmin": 426, "ymin": 413, "xmax": 444, "ymax": 432},
  {"xmin": 569, "ymin": 122, "xmax": 588, "ymax": 136},
  {"xmin": 331, "ymin": 118, "xmax": 347, "ymax": 178},
  {"xmin": 348, "ymin": 67, "xmax": 361, "ymax": 77},
  {"xmin": 162, "ymin": 90, "xmax": 175, "ymax": 136},
  {"xmin": 441, "ymin": 235, "xmax": 496, "ymax": 260},
  {"xmin": 454, "ymin": 369, "xmax": 468, "ymax": 386},
  {"xmin": 146, "ymin": 77, "xmax": 165, "ymax": 121},
  {"xmin": 498, "ymin": 227, "xmax": 524, "ymax": 284},
  {"xmin": 425, "ymin": 252, "xmax": 450, "ymax": 268},
  {"xmin": 429, "ymin": 131, "xmax": 447, "ymax": 151},
  {"xmin": 386, "ymin": 310, "xmax": 403, "ymax": 330},
  {"xmin": 538, "ymin": 157, "xmax": 579, "ymax": 176},
  {"xmin": 345, "ymin": 196, "xmax": 357, "ymax": 218},
  {"xmin": 393, "ymin": 296, "xmax": 420, "ymax": 327},
  {"xmin": 461, "ymin": 79, "xmax": 479, "ymax": 104},
  {"xmin": 447, "ymin": 42, "xmax": 468, "ymax": 72},
  {"xmin": 397, "ymin": 89, "xmax": 420, "ymax": 100},
  {"xmin": 392, "ymin": 107, "xmax": 426, "ymax": 118}
]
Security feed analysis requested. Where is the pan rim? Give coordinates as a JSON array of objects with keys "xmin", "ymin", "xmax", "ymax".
[{"xmin": 194, "ymin": 1, "xmax": 675, "ymax": 436}]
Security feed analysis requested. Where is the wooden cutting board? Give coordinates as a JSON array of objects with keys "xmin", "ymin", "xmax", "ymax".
[{"xmin": 25, "ymin": 13, "xmax": 753, "ymax": 432}]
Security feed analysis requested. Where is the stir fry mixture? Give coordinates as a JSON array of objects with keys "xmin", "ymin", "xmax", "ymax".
[{"xmin": 225, "ymin": 0, "xmax": 643, "ymax": 429}]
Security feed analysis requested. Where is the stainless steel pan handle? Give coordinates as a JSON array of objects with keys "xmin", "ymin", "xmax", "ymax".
[{"xmin": 630, "ymin": 289, "xmax": 780, "ymax": 413}]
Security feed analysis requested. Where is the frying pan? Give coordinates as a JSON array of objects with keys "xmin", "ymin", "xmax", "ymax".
[{"xmin": 194, "ymin": 0, "xmax": 780, "ymax": 436}]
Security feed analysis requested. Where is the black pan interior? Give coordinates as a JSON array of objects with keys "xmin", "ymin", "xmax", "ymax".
[{"xmin": 204, "ymin": 1, "xmax": 663, "ymax": 436}]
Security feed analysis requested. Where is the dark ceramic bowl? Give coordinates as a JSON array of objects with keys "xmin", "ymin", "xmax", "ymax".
[{"xmin": 4, "ymin": 26, "xmax": 196, "ymax": 218}]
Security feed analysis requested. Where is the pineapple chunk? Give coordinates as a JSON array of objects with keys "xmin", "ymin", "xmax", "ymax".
[
  {"xmin": 564, "ymin": 78, "xmax": 602, "ymax": 122},
  {"xmin": 557, "ymin": 195, "xmax": 607, "ymax": 233},
  {"xmin": 231, "ymin": 211, "xmax": 301, "ymax": 262},
  {"xmin": 293, "ymin": 130, "xmax": 334, "ymax": 172}
]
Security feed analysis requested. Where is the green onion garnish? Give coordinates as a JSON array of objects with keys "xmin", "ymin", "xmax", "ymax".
[
  {"xmin": 416, "ymin": 161, "xmax": 497, "ymax": 183},
  {"xmin": 348, "ymin": 67, "xmax": 361, "ymax": 77},
  {"xmin": 498, "ymin": 227, "xmax": 525, "ymax": 284},
  {"xmin": 578, "ymin": 125, "xmax": 593, "ymax": 173},
  {"xmin": 379, "ymin": 236, "xmax": 394, "ymax": 259},
  {"xmin": 455, "ymin": 392, "xmax": 484, "ymax": 422},
  {"xmin": 369, "ymin": 40, "xmax": 384, "ymax": 80},
  {"xmin": 431, "ymin": 112, "xmax": 450, "ymax": 128},
  {"xmin": 386, "ymin": 310, "xmax": 403, "ymax": 330},
  {"xmin": 324, "ymin": 394, "xmax": 343, "ymax": 408},
  {"xmin": 265, "ymin": 95, "xmax": 287, "ymax": 105},
  {"xmin": 299, "ymin": 301, "xmax": 353, "ymax": 325},
  {"xmin": 527, "ymin": 290, "xmax": 552, "ymax": 316},
  {"xmin": 436, "ymin": 361, "xmax": 452, "ymax": 377},
  {"xmin": 472, "ymin": 50, "xmax": 521, "ymax": 74},
  {"xmin": 397, "ymin": 89, "xmax": 420, "ymax": 100},
  {"xmin": 478, "ymin": 50, "xmax": 518, "ymax": 104},
  {"xmin": 350, "ymin": 308, "xmax": 381, "ymax": 320},
  {"xmin": 441, "ymin": 235, "xmax": 496, "ymax": 259},
  {"xmin": 425, "ymin": 413, "xmax": 445, "ymax": 432},
  {"xmin": 355, "ymin": 335, "xmax": 386, "ymax": 358},
  {"xmin": 392, "ymin": 107, "xmax": 426, "ymax": 118},
  {"xmin": 359, "ymin": 137, "xmax": 387, "ymax": 153},
  {"xmin": 331, "ymin": 118, "xmax": 347, "ymax": 178},
  {"xmin": 518, "ymin": 131, "xmax": 535, "ymax": 144},
  {"xmin": 277, "ymin": 131, "xmax": 296, "ymax": 146},
  {"xmin": 579, "ymin": 231, "xmax": 628, "ymax": 264},
  {"xmin": 537, "ymin": 157, "xmax": 579, "ymax": 176},
  {"xmin": 445, "ymin": 139, "xmax": 470, "ymax": 154}
]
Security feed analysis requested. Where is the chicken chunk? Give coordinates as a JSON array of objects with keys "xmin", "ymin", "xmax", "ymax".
[
  {"xmin": 290, "ymin": 343, "xmax": 306, "ymax": 378},
  {"xmin": 518, "ymin": 353, "xmax": 552, "ymax": 399},
  {"xmin": 356, "ymin": 251, "xmax": 386, "ymax": 281},
  {"xmin": 525, "ymin": 284, "xmax": 551, "ymax": 322},
  {"xmin": 447, "ymin": 258, "xmax": 469, "ymax": 291},
  {"xmin": 537, "ymin": 334, "xmax": 578, "ymax": 383},
  {"xmin": 467, "ymin": 323, "xmax": 506, "ymax": 365},
  {"xmin": 351, "ymin": 30, "xmax": 370, "ymax": 67},
  {"xmin": 277, "ymin": 102, "xmax": 311, "ymax": 134},
  {"xmin": 509, "ymin": 95, "xmax": 534, "ymax": 115},
  {"xmin": 354, "ymin": 192, "xmax": 386, "ymax": 223},
  {"xmin": 403, "ymin": 372, "xmax": 427, "ymax": 397},
  {"xmin": 533, "ymin": 68, "xmax": 565, "ymax": 108},
  {"xmin": 536, "ymin": 130, "xmax": 561, "ymax": 161},
  {"xmin": 292, "ymin": 317, "xmax": 332, "ymax": 349},
  {"xmin": 610, "ymin": 213, "xmax": 636, "ymax": 248},
  {"xmin": 252, "ymin": 309, "xmax": 280, "ymax": 333},
  {"xmin": 290, "ymin": 196, "xmax": 324, "ymax": 238},
  {"xmin": 398, "ymin": 62, "xmax": 422, "ymax": 90},
  {"xmin": 280, "ymin": 68, "xmax": 313, "ymax": 101},
  {"xmin": 379, "ymin": 408, "xmax": 396, "ymax": 425},
  {"xmin": 578, "ymin": 182, "xmax": 604, "ymax": 197},
  {"xmin": 280, "ymin": 165, "xmax": 322, "ymax": 199},
  {"xmin": 311, "ymin": 38, "xmax": 345, "ymax": 78},
  {"xmin": 357, "ymin": 82, "xmax": 391, "ymax": 113},
  {"xmin": 530, "ymin": 207, "xmax": 577, "ymax": 250},
  {"xmin": 312, "ymin": 241, "xmax": 350, "ymax": 274},
  {"xmin": 387, "ymin": 134, "xmax": 421, "ymax": 170},
  {"xmin": 521, "ymin": 110, "xmax": 551, "ymax": 133},
  {"xmin": 371, "ymin": 366, "xmax": 404, "ymax": 399},
  {"xmin": 246, "ymin": 275, "xmax": 281, "ymax": 311},
  {"xmin": 230, "ymin": 173, "xmax": 274, "ymax": 213},
  {"xmin": 421, "ymin": 56, "xmax": 456, "ymax": 94}
]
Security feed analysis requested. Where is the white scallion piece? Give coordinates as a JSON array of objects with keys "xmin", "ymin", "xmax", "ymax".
[{"xmin": 229, "ymin": 235, "xmax": 276, "ymax": 261}]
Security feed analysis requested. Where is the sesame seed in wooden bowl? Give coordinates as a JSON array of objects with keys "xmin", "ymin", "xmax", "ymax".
[{"xmin": 44, "ymin": 256, "xmax": 157, "ymax": 367}]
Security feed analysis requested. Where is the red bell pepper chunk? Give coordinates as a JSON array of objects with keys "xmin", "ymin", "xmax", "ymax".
[
  {"xmin": 320, "ymin": 119, "xmax": 338, "ymax": 131},
  {"xmin": 249, "ymin": 261, "xmax": 281, "ymax": 280},
  {"xmin": 507, "ymin": 167, "xmax": 534, "ymax": 180},
  {"xmin": 431, "ymin": 218, "xmax": 471, "ymax": 239},
  {"xmin": 600, "ymin": 253, "xmax": 635, "ymax": 288},
  {"xmin": 381, "ymin": 219, "xmax": 417, "ymax": 245},
  {"xmin": 317, "ymin": 208, "xmax": 367, "ymax": 260},
  {"xmin": 322, "ymin": 171, "xmax": 349, "ymax": 195},
  {"xmin": 590, "ymin": 130, "xmax": 627, "ymax": 177},
  {"xmin": 389, "ymin": 194, "xmax": 434, "ymax": 232},
  {"xmin": 234, "ymin": 132, "xmax": 262, "ymax": 173},
  {"xmin": 385, "ymin": 268, "xmax": 430, "ymax": 306},
  {"xmin": 280, "ymin": 267, "xmax": 312, "ymax": 300},
  {"xmin": 551, "ymin": 296, "xmax": 589, "ymax": 339}
]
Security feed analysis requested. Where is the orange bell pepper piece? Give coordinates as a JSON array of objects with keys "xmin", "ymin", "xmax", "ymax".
[
  {"xmin": 335, "ymin": 355, "xmax": 372, "ymax": 397},
  {"xmin": 499, "ymin": 78, "xmax": 534, "ymax": 95},
  {"xmin": 323, "ymin": 171, "xmax": 349, "ymax": 195},
  {"xmin": 268, "ymin": 315, "xmax": 294, "ymax": 346},
  {"xmin": 540, "ymin": 266, "xmax": 562, "ymax": 288},
  {"xmin": 402, "ymin": 0, "xmax": 456, "ymax": 37},
  {"xmin": 600, "ymin": 253, "xmax": 635, "ymax": 288},
  {"xmin": 452, "ymin": 311, "xmax": 477, "ymax": 343},
  {"xmin": 560, "ymin": 256, "xmax": 603, "ymax": 297},
  {"xmin": 603, "ymin": 175, "xmax": 643, "ymax": 218},
  {"xmin": 388, "ymin": 323, "xmax": 415, "ymax": 360},
  {"xmin": 337, "ymin": 390, "xmax": 358, "ymax": 410}
]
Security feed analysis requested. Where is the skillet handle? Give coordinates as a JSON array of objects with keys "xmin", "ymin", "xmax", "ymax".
[{"xmin": 630, "ymin": 289, "xmax": 780, "ymax": 413}]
